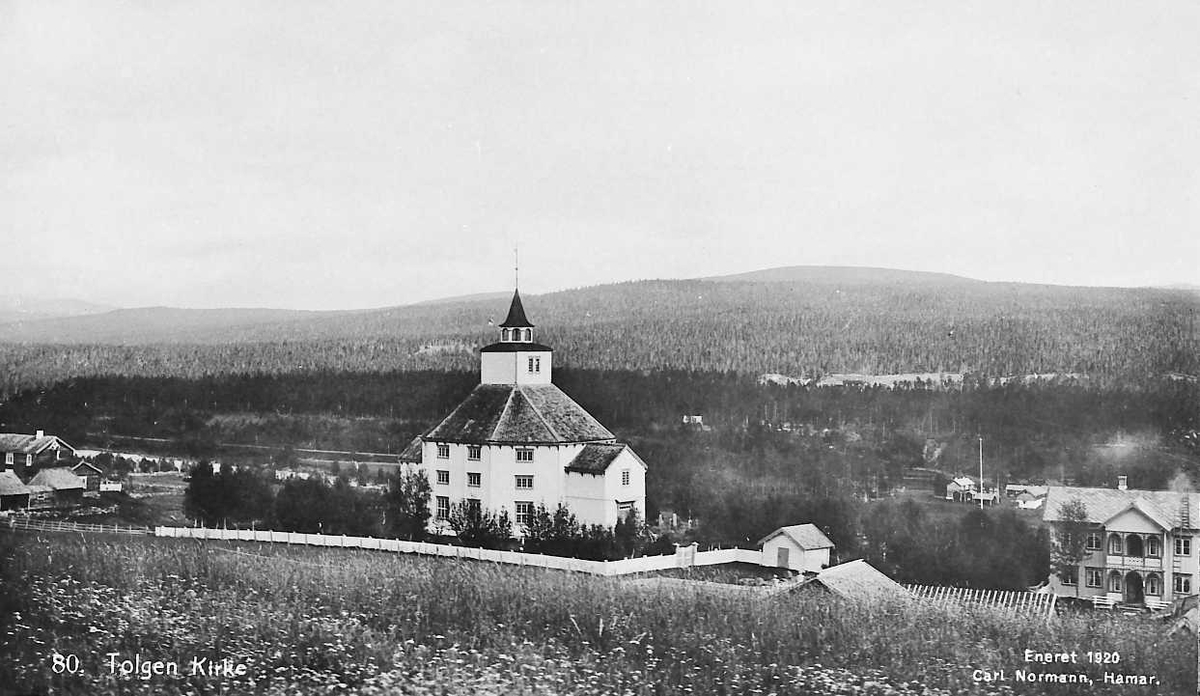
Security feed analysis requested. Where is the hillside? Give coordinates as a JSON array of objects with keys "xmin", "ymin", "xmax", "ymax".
[
  {"xmin": 0, "ymin": 267, "xmax": 1196, "ymax": 393},
  {"xmin": 0, "ymin": 295, "xmax": 114, "ymax": 324}
]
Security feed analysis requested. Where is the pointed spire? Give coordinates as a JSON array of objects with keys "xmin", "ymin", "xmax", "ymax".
[{"xmin": 499, "ymin": 289, "xmax": 533, "ymax": 328}]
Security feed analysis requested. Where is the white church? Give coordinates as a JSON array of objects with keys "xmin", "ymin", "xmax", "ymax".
[{"xmin": 400, "ymin": 289, "xmax": 647, "ymax": 532}]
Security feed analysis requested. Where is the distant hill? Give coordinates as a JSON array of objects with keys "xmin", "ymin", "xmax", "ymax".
[
  {"xmin": 0, "ymin": 266, "xmax": 1196, "ymax": 390},
  {"xmin": 0, "ymin": 295, "xmax": 115, "ymax": 324}
]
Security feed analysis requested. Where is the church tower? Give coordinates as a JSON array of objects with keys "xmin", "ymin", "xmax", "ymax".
[{"xmin": 480, "ymin": 290, "xmax": 553, "ymax": 385}]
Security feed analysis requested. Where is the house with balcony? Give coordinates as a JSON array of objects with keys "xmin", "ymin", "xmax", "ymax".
[
  {"xmin": 1043, "ymin": 477, "xmax": 1198, "ymax": 607},
  {"xmin": 400, "ymin": 289, "xmax": 647, "ymax": 534}
]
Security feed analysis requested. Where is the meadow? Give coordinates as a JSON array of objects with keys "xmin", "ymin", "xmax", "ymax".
[{"xmin": 0, "ymin": 531, "xmax": 1194, "ymax": 695}]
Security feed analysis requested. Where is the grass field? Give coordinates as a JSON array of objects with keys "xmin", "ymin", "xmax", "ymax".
[{"xmin": 0, "ymin": 531, "xmax": 1194, "ymax": 695}]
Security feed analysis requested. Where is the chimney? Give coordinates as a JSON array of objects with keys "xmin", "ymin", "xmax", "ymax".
[
  {"xmin": 1118, "ymin": 475, "xmax": 1128, "ymax": 491},
  {"xmin": 35, "ymin": 429, "xmax": 45, "ymax": 439}
]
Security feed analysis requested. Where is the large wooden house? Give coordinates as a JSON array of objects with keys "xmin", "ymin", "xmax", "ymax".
[
  {"xmin": 401, "ymin": 290, "xmax": 647, "ymax": 533},
  {"xmin": 1043, "ymin": 479, "xmax": 1198, "ymax": 606},
  {"xmin": 0, "ymin": 430, "xmax": 76, "ymax": 478}
]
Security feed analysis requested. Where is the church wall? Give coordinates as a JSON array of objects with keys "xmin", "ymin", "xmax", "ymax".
[
  {"xmin": 480, "ymin": 350, "xmax": 553, "ymax": 385},
  {"xmin": 564, "ymin": 471, "xmax": 611, "ymax": 527}
]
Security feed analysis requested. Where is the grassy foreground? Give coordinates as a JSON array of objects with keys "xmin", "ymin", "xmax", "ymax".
[{"xmin": 0, "ymin": 531, "xmax": 1193, "ymax": 695}]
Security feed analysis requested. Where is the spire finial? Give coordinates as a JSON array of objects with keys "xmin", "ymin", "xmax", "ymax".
[{"xmin": 514, "ymin": 245, "xmax": 519, "ymax": 290}]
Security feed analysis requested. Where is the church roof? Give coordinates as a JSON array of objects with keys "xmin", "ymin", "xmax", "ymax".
[
  {"xmin": 480, "ymin": 342, "xmax": 553, "ymax": 353},
  {"xmin": 498, "ymin": 290, "xmax": 533, "ymax": 328},
  {"xmin": 566, "ymin": 443, "xmax": 632, "ymax": 474},
  {"xmin": 425, "ymin": 384, "xmax": 615, "ymax": 444}
]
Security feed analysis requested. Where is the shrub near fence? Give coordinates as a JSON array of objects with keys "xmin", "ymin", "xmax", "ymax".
[{"xmin": 153, "ymin": 526, "xmax": 765, "ymax": 576}]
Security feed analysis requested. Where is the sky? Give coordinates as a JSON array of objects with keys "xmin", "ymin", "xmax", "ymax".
[{"xmin": 3, "ymin": 1, "xmax": 1198, "ymax": 309}]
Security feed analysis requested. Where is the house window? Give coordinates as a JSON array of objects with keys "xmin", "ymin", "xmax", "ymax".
[
  {"xmin": 1146, "ymin": 573, "xmax": 1162, "ymax": 596},
  {"xmin": 1147, "ymin": 536, "xmax": 1161, "ymax": 557},
  {"xmin": 621, "ymin": 470, "xmax": 630, "ymax": 486},
  {"xmin": 436, "ymin": 443, "xmax": 450, "ymax": 459},
  {"xmin": 515, "ymin": 449, "xmax": 533, "ymax": 463},
  {"xmin": 1085, "ymin": 568, "xmax": 1102, "ymax": 588},
  {"xmin": 468, "ymin": 445, "xmax": 481, "ymax": 460},
  {"xmin": 1108, "ymin": 533, "xmax": 1123, "ymax": 555},
  {"xmin": 4, "ymin": 453, "xmax": 11, "ymax": 466},
  {"xmin": 1175, "ymin": 538, "xmax": 1192, "ymax": 556},
  {"xmin": 515, "ymin": 475, "xmax": 533, "ymax": 489},
  {"xmin": 1061, "ymin": 566, "xmax": 1077, "ymax": 585},
  {"xmin": 25, "ymin": 454, "xmax": 32, "ymax": 467},
  {"xmin": 468, "ymin": 472, "xmax": 481, "ymax": 488},
  {"xmin": 1173, "ymin": 574, "xmax": 1192, "ymax": 595},
  {"xmin": 436, "ymin": 496, "xmax": 450, "ymax": 519},
  {"xmin": 1108, "ymin": 572, "xmax": 1122, "ymax": 593},
  {"xmin": 515, "ymin": 501, "xmax": 533, "ymax": 526},
  {"xmin": 467, "ymin": 498, "xmax": 481, "ymax": 513},
  {"xmin": 1085, "ymin": 532, "xmax": 1101, "ymax": 551},
  {"xmin": 436, "ymin": 470, "xmax": 450, "ymax": 485}
]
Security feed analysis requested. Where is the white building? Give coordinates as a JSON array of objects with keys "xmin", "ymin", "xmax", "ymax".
[
  {"xmin": 759, "ymin": 523, "xmax": 834, "ymax": 573},
  {"xmin": 401, "ymin": 290, "xmax": 647, "ymax": 532}
]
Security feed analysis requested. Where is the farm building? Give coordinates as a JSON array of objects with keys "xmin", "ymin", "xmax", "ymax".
[
  {"xmin": 0, "ymin": 470, "xmax": 31, "ymax": 510},
  {"xmin": 26, "ymin": 468, "xmax": 85, "ymax": 508},
  {"xmin": 786, "ymin": 559, "xmax": 908, "ymax": 601},
  {"xmin": 1043, "ymin": 479, "xmax": 1199, "ymax": 607},
  {"xmin": 70, "ymin": 461, "xmax": 104, "ymax": 494},
  {"xmin": 404, "ymin": 289, "xmax": 647, "ymax": 532},
  {"xmin": 758, "ymin": 523, "xmax": 834, "ymax": 573},
  {"xmin": 0, "ymin": 430, "xmax": 76, "ymax": 478},
  {"xmin": 945, "ymin": 476, "xmax": 975, "ymax": 502}
]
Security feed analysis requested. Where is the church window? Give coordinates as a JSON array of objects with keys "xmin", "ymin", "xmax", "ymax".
[
  {"xmin": 515, "ymin": 501, "xmax": 533, "ymax": 526},
  {"xmin": 523, "ymin": 329, "xmax": 531, "ymax": 341},
  {"xmin": 516, "ymin": 449, "xmax": 534, "ymax": 463},
  {"xmin": 515, "ymin": 475, "xmax": 533, "ymax": 489},
  {"xmin": 436, "ymin": 496, "xmax": 450, "ymax": 519},
  {"xmin": 436, "ymin": 470, "xmax": 449, "ymax": 485},
  {"xmin": 528, "ymin": 357, "xmax": 535, "ymax": 373},
  {"xmin": 1085, "ymin": 568, "xmax": 1102, "ymax": 588},
  {"xmin": 621, "ymin": 470, "xmax": 630, "ymax": 486},
  {"xmin": 502, "ymin": 329, "xmax": 510, "ymax": 341},
  {"xmin": 1175, "ymin": 538, "xmax": 1191, "ymax": 556},
  {"xmin": 468, "ymin": 445, "xmax": 481, "ymax": 460},
  {"xmin": 1085, "ymin": 532, "xmax": 1101, "ymax": 551},
  {"xmin": 467, "ymin": 472, "xmax": 481, "ymax": 488},
  {"xmin": 436, "ymin": 443, "xmax": 449, "ymax": 459},
  {"xmin": 1173, "ymin": 574, "xmax": 1192, "ymax": 594}
]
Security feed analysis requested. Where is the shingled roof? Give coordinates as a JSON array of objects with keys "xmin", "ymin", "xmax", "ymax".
[
  {"xmin": 758, "ymin": 523, "xmax": 835, "ymax": 550},
  {"xmin": 0, "ymin": 433, "xmax": 74, "ymax": 455},
  {"xmin": 794, "ymin": 560, "xmax": 907, "ymax": 601},
  {"xmin": 0, "ymin": 470, "xmax": 30, "ymax": 496},
  {"xmin": 566, "ymin": 443, "xmax": 644, "ymax": 474},
  {"xmin": 28, "ymin": 468, "xmax": 84, "ymax": 491},
  {"xmin": 425, "ymin": 384, "xmax": 614, "ymax": 444},
  {"xmin": 398, "ymin": 437, "xmax": 423, "ymax": 462},
  {"xmin": 498, "ymin": 290, "xmax": 533, "ymax": 328},
  {"xmin": 1043, "ymin": 486, "xmax": 1195, "ymax": 530}
]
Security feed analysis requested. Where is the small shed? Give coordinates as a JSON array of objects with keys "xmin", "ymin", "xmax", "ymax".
[
  {"xmin": 71, "ymin": 461, "xmax": 104, "ymax": 493},
  {"xmin": 28, "ymin": 468, "xmax": 85, "ymax": 507},
  {"xmin": 0, "ymin": 470, "xmax": 31, "ymax": 510},
  {"xmin": 789, "ymin": 559, "xmax": 908, "ymax": 602},
  {"xmin": 758, "ymin": 523, "xmax": 835, "ymax": 573}
]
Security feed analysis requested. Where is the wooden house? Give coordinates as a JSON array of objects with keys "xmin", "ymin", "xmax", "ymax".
[
  {"xmin": 759, "ymin": 523, "xmax": 834, "ymax": 573},
  {"xmin": 0, "ymin": 470, "xmax": 31, "ymax": 510},
  {"xmin": 27, "ymin": 468, "xmax": 85, "ymax": 507},
  {"xmin": 0, "ymin": 431, "xmax": 77, "ymax": 478},
  {"xmin": 71, "ymin": 461, "xmax": 104, "ymax": 494}
]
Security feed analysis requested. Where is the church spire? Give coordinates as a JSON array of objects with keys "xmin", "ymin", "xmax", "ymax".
[{"xmin": 498, "ymin": 289, "xmax": 533, "ymax": 342}]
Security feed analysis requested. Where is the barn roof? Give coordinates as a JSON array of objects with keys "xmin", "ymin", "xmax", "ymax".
[
  {"xmin": 1043, "ymin": 486, "xmax": 1194, "ymax": 530},
  {"xmin": 795, "ymin": 559, "xmax": 907, "ymax": 601},
  {"xmin": 71, "ymin": 461, "xmax": 103, "ymax": 475},
  {"xmin": 28, "ymin": 468, "xmax": 85, "ymax": 490},
  {"xmin": 0, "ymin": 470, "xmax": 30, "ymax": 496},
  {"xmin": 425, "ymin": 384, "xmax": 614, "ymax": 444},
  {"xmin": 565, "ymin": 443, "xmax": 646, "ymax": 474},
  {"xmin": 0, "ymin": 433, "xmax": 75, "ymax": 455},
  {"xmin": 758, "ymin": 523, "xmax": 835, "ymax": 550}
]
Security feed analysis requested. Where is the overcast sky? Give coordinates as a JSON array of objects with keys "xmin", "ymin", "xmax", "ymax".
[{"xmin": 3, "ymin": 1, "xmax": 1198, "ymax": 309}]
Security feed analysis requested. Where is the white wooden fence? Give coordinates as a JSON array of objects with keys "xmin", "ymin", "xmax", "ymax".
[
  {"xmin": 153, "ymin": 526, "xmax": 763, "ymax": 576},
  {"xmin": 6, "ymin": 517, "xmax": 150, "ymax": 536},
  {"xmin": 904, "ymin": 583, "xmax": 1057, "ymax": 618}
]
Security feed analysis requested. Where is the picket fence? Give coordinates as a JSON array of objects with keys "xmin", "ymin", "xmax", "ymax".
[
  {"xmin": 154, "ymin": 526, "xmax": 764, "ymax": 577},
  {"xmin": 904, "ymin": 583, "xmax": 1057, "ymax": 618},
  {"xmin": 6, "ymin": 516, "xmax": 150, "ymax": 536}
]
